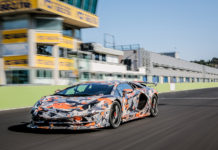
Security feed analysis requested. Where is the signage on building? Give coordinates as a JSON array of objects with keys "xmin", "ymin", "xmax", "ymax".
[
  {"xmin": 59, "ymin": 58, "xmax": 75, "ymax": 70},
  {"xmin": 4, "ymin": 55, "xmax": 28, "ymax": 67},
  {"xmin": 0, "ymin": 0, "xmax": 98, "ymax": 27},
  {"xmin": 2, "ymin": 29, "xmax": 27, "ymax": 44},
  {"xmin": 58, "ymin": 36, "xmax": 74, "ymax": 49},
  {"xmin": 35, "ymin": 55, "xmax": 55, "ymax": 68},
  {"xmin": 35, "ymin": 33, "xmax": 62, "ymax": 43},
  {"xmin": 38, "ymin": 0, "xmax": 98, "ymax": 27},
  {"xmin": 0, "ymin": 0, "xmax": 37, "ymax": 13}
]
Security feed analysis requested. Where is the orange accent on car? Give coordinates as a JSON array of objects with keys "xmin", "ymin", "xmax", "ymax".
[
  {"xmin": 47, "ymin": 98, "xmax": 52, "ymax": 102},
  {"xmin": 38, "ymin": 126, "xmax": 49, "ymax": 129},
  {"xmin": 85, "ymin": 122, "xmax": 95, "ymax": 127},
  {"xmin": 123, "ymin": 89, "xmax": 133, "ymax": 93},
  {"xmin": 136, "ymin": 112, "xmax": 140, "ymax": 117},
  {"xmin": 50, "ymin": 103, "xmax": 76, "ymax": 109},
  {"xmin": 97, "ymin": 98, "xmax": 113, "ymax": 105},
  {"xmin": 74, "ymin": 116, "xmax": 82, "ymax": 121}
]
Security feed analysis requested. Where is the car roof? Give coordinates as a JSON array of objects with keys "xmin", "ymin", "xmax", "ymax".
[
  {"xmin": 72, "ymin": 81, "xmax": 143, "ymax": 87},
  {"xmin": 83, "ymin": 80, "xmax": 123, "ymax": 85}
]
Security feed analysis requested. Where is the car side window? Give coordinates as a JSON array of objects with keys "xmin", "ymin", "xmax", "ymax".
[
  {"xmin": 115, "ymin": 83, "xmax": 133, "ymax": 96},
  {"xmin": 122, "ymin": 83, "xmax": 134, "ymax": 90},
  {"xmin": 116, "ymin": 84, "xmax": 123, "ymax": 96},
  {"xmin": 114, "ymin": 89, "xmax": 121, "ymax": 97}
]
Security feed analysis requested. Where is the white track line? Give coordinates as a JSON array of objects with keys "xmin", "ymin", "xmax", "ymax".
[{"xmin": 0, "ymin": 106, "xmax": 32, "ymax": 112}]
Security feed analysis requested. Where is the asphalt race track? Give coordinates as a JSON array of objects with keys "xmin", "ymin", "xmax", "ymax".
[{"xmin": 1, "ymin": 88, "xmax": 218, "ymax": 150}]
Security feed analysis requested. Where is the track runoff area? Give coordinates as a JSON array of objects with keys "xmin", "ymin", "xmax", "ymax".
[{"xmin": 0, "ymin": 87, "xmax": 218, "ymax": 150}]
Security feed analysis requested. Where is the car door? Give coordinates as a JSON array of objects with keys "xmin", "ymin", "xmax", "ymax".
[{"xmin": 116, "ymin": 83, "xmax": 137, "ymax": 120}]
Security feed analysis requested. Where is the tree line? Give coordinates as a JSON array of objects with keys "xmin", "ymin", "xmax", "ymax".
[{"xmin": 191, "ymin": 57, "xmax": 218, "ymax": 68}]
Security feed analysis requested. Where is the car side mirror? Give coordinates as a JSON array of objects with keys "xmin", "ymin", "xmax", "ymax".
[{"xmin": 123, "ymin": 89, "xmax": 133, "ymax": 94}]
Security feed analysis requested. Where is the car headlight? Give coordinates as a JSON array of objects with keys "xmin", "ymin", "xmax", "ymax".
[
  {"xmin": 33, "ymin": 101, "xmax": 41, "ymax": 109},
  {"xmin": 31, "ymin": 101, "xmax": 42, "ymax": 114}
]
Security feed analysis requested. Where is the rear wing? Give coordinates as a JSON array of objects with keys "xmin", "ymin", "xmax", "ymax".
[{"xmin": 136, "ymin": 82, "xmax": 158, "ymax": 87}]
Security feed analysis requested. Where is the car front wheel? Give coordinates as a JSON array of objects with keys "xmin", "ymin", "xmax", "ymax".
[
  {"xmin": 150, "ymin": 96, "xmax": 158, "ymax": 117},
  {"xmin": 109, "ymin": 101, "xmax": 122, "ymax": 128}
]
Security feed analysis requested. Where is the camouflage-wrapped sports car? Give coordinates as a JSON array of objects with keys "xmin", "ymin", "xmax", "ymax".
[{"xmin": 28, "ymin": 81, "xmax": 158, "ymax": 130}]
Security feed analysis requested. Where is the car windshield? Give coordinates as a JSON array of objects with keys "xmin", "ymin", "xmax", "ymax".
[{"xmin": 54, "ymin": 83, "xmax": 114, "ymax": 96}]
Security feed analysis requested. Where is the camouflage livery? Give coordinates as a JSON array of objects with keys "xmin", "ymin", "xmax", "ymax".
[{"xmin": 28, "ymin": 81, "xmax": 158, "ymax": 130}]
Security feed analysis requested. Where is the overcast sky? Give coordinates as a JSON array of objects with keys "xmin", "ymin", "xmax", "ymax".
[{"xmin": 83, "ymin": 0, "xmax": 218, "ymax": 61}]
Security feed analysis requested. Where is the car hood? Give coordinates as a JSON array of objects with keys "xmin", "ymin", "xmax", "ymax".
[{"xmin": 35, "ymin": 95, "xmax": 113, "ymax": 112}]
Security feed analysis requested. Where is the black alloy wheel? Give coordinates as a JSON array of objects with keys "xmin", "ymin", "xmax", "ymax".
[
  {"xmin": 109, "ymin": 101, "xmax": 122, "ymax": 128},
  {"xmin": 150, "ymin": 96, "xmax": 158, "ymax": 117}
]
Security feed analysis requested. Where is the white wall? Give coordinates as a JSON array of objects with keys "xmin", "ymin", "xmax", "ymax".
[
  {"xmin": 106, "ymin": 54, "xmax": 119, "ymax": 63},
  {"xmin": 90, "ymin": 60, "xmax": 126, "ymax": 73},
  {"xmin": 0, "ymin": 58, "xmax": 6, "ymax": 85}
]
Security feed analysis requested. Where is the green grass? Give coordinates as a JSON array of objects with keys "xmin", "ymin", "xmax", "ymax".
[
  {"xmin": 0, "ymin": 83, "xmax": 218, "ymax": 110},
  {"xmin": 0, "ymin": 85, "xmax": 67, "ymax": 110},
  {"xmin": 156, "ymin": 82, "xmax": 218, "ymax": 93}
]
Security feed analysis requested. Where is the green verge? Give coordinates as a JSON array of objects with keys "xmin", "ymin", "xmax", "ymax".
[
  {"xmin": 0, "ymin": 85, "xmax": 67, "ymax": 110},
  {"xmin": 156, "ymin": 82, "xmax": 218, "ymax": 93},
  {"xmin": 0, "ymin": 83, "xmax": 218, "ymax": 110}
]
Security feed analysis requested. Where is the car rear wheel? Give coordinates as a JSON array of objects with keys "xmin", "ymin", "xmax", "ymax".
[
  {"xmin": 109, "ymin": 101, "xmax": 122, "ymax": 128},
  {"xmin": 150, "ymin": 96, "xmax": 158, "ymax": 117}
]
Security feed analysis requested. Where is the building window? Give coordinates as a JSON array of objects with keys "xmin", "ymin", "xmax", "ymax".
[
  {"xmin": 95, "ymin": 53, "xmax": 100, "ymax": 61},
  {"xmin": 179, "ymin": 77, "xmax": 184, "ymax": 83},
  {"xmin": 63, "ymin": 25, "xmax": 73, "ymax": 37},
  {"xmin": 59, "ymin": 48, "xmax": 65, "ymax": 57},
  {"xmin": 102, "ymin": 54, "xmax": 106, "ymax": 61},
  {"xmin": 67, "ymin": 49, "xmax": 74, "ymax": 58},
  {"xmin": 82, "ymin": 72, "xmax": 89, "ymax": 79},
  {"xmin": 117, "ymin": 74, "xmax": 122, "ymax": 78},
  {"xmin": 186, "ymin": 77, "xmax": 190, "ymax": 82},
  {"xmin": 74, "ymin": 0, "xmax": 82, "ymax": 8},
  {"xmin": 36, "ymin": 18, "xmax": 62, "ymax": 30},
  {"xmin": 3, "ymin": 18, "xmax": 28, "ymax": 30},
  {"xmin": 59, "ymin": 47, "xmax": 73, "ymax": 58},
  {"xmin": 163, "ymin": 76, "xmax": 168, "ymax": 83},
  {"xmin": 171, "ymin": 77, "xmax": 177, "ymax": 83},
  {"xmin": 59, "ymin": 0, "xmax": 97, "ymax": 14},
  {"xmin": 90, "ymin": 0, "xmax": 98, "ymax": 14},
  {"xmin": 74, "ymin": 29, "xmax": 81, "ymax": 40},
  {"xmin": 37, "ymin": 44, "xmax": 53, "ymax": 56},
  {"xmin": 143, "ymin": 75, "xmax": 147, "ymax": 82},
  {"xmin": 2, "ymin": 43, "xmax": 28, "ymax": 56},
  {"xmin": 95, "ymin": 74, "xmax": 103, "ymax": 80},
  {"xmin": 91, "ymin": 73, "xmax": 96, "ymax": 79},
  {"xmin": 152, "ymin": 76, "xmax": 159, "ymax": 83},
  {"xmin": 59, "ymin": 0, "xmax": 70, "ymax": 4},
  {"xmin": 83, "ymin": 0, "xmax": 90, "ymax": 11},
  {"xmin": 36, "ymin": 70, "xmax": 52, "ymax": 78},
  {"xmin": 82, "ymin": 54, "xmax": 88, "ymax": 59},
  {"xmin": 134, "ymin": 75, "xmax": 138, "ymax": 79},
  {"xmin": 59, "ymin": 70, "xmax": 73, "ymax": 78},
  {"xmin": 98, "ymin": 74, "xmax": 103, "ymax": 79},
  {"xmin": 6, "ymin": 70, "xmax": 29, "ymax": 84}
]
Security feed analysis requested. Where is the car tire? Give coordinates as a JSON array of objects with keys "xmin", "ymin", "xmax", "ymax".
[
  {"xmin": 150, "ymin": 96, "xmax": 158, "ymax": 117},
  {"xmin": 109, "ymin": 101, "xmax": 122, "ymax": 128}
]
